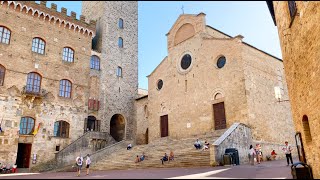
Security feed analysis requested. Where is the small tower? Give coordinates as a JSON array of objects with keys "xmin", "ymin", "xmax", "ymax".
[{"xmin": 82, "ymin": 1, "xmax": 138, "ymax": 141}]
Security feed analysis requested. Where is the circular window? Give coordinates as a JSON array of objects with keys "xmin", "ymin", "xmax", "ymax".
[
  {"xmin": 181, "ymin": 54, "xmax": 192, "ymax": 70},
  {"xmin": 157, "ymin": 79, "xmax": 163, "ymax": 90},
  {"xmin": 217, "ymin": 56, "xmax": 226, "ymax": 68}
]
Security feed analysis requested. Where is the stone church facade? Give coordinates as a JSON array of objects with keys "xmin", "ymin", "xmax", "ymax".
[{"xmin": 135, "ymin": 13, "xmax": 296, "ymax": 154}]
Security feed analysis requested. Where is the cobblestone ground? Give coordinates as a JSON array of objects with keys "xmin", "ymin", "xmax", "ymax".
[{"xmin": 0, "ymin": 159, "xmax": 297, "ymax": 179}]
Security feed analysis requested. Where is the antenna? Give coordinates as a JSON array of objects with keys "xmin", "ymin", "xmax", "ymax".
[{"xmin": 181, "ymin": 5, "xmax": 184, "ymax": 14}]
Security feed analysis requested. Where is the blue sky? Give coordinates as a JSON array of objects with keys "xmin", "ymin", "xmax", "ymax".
[{"xmin": 38, "ymin": 1, "xmax": 282, "ymax": 90}]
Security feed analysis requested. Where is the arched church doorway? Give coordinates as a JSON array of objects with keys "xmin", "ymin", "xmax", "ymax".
[{"xmin": 110, "ymin": 114, "xmax": 125, "ymax": 142}]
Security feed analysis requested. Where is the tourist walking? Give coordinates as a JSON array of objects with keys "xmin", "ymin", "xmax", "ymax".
[
  {"xmin": 255, "ymin": 144, "xmax": 262, "ymax": 164},
  {"xmin": 85, "ymin": 154, "xmax": 91, "ymax": 175},
  {"xmin": 75, "ymin": 155, "xmax": 83, "ymax": 177},
  {"xmin": 248, "ymin": 145, "xmax": 256, "ymax": 165},
  {"xmin": 282, "ymin": 141, "xmax": 293, "ymax": 166}
]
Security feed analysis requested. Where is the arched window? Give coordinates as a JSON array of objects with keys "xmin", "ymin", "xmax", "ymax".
[
  {"xmin": 0, "ymin": 64, "xmax": 5, "ymax": 86},
  {"xmin": 90, "ymin": 55, "xmax": 100, "ymax": 70},
  {"xmin": 62, "ymin": 47, "xmax": 74, "ymax": 62},
  {"xmin": 119, "ymin": 18, "xmax": 123, "ymax": 29},
  {"xmin": 32, "ymin": 37, "xmax": 46, "ymax": 54},
  {"xmin": 54, "ymin": 121, "xmax": 70, "ymax": 138},
  {"xmin": 118, "ymin": 37, "xmax": 123, "ymax": 48},
  {"xmin": 19, "ymin": 117, "xmax": 35, "ymax": 135},
  {"xmin": 0, "ymin": 26, "xmax": 11, "ymax": 44},
  {"xmin": 26, "ymin": 72, "xmax": 41, "ymax": 94},
  {"xmin": 59, "ymin": 79, "xmax": 72, "ymax": 98},
  {"xmin": 302, "ymin": 115, "xmax": 312, "ymax": 143}
]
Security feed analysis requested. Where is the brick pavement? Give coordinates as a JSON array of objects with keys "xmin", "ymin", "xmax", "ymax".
[{"xmin": 0, "ymin": 159, "xmax": 297, "ymax": 179}]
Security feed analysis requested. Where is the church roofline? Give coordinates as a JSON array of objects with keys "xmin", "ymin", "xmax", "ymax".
[
  {"xmin": 166, "ymin": 12, "xmax": 205, "ymax": 36},
  {"xmin": 147, "ymin": 56, "xmax": 168, "ymax": 78},
  {"xmin": 136, "ymin": 95, "xmax": 148, "ymax": 101},
  {"xmin": 206, "ymin": 25, "xmax": 282, "ymax": 62}
]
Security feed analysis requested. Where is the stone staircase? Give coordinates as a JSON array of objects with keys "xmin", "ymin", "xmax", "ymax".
[{"xmin": 91, "ymin": 129, "xmax": 226, "ymax": 170}]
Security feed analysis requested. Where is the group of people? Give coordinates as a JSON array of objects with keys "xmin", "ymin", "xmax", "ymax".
[
  {"xmin": 248, "ymin": 141, "xmax": 293, "ymax": 166},
  {"xmin": 135, "ymin": 152, "xmax": 147, "ymax": 163},
  {"xmin": 0, "ymin": 163, "xmax": 17, "ymax": 174},
  {"xmin": 194, "ymin": 139, "xmax": 210, "ymax": 151},
  {"xmin": 160, "ymin": 151, "xmax": 174, "ymax": 165},
  {"xmin": 75, "ymin": 154, "xmax": 91, "ymax": 177}
]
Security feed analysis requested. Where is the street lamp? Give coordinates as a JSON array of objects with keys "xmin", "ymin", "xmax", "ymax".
[{"xmin": 274, "ymin": 86, "xmax": 290, "ymax": 102}]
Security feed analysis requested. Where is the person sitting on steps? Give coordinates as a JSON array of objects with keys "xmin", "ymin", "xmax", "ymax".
[
  {"xmin": 135, "ymin": 155, "xmax": 140, "ymax": 163},
  {"xmin": 169, "ymin": 151, "xmax": 174, "ymax": 161},
  {"xmin": 194, "ymin": 139, "xmax": 202, "ymax": 150},
  {"xmin": 127, "ymin": 143, "xmax": 132, "ymax": 150},
  {"xmin": 202, "ymin": 140, "xmax": 210, "ymax": 151},
  {"xmin": 160, "ymin": 153, "xmax": 168, "ymax": 165}
]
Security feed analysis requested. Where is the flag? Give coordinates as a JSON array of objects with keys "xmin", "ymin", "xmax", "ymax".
[{"xmin": 32, "ymin": 123, "xmax": 41, "ymax": 136}]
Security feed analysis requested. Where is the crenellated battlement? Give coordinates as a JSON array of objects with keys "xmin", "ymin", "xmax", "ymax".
[{"xmin": 0, "ymin": 1, "xmax": 96, "ymax": 38}]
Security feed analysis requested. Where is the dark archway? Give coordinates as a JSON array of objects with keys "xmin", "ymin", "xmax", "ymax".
[{"xmin": 110, "ymin": 114, "xmax": 125, "ymax": 142}]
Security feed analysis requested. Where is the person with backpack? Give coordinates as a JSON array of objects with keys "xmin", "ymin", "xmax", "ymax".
[
  {"xmin": 75, "ymin": 155, "xmax": 83, "ymax": 177},
  {"xmin": 85, "ymin": 154, "xmax": 91, "ymax": 175}
]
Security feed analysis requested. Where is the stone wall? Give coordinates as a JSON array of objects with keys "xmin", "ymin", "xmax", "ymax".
[
  {"xmin": 0, "ymin": 1, "xmax": 93, "ymax": 168},
  {"xmin": 55, "ymin": 132, "xmax": 116, "ymax": 167},
  {"xmin": 134, "ymin": 96, "xmax": 148, "ymax": 145},
  {"xmin": 272, "ymin": 1, "xmax": 320, "ymax": 178},
  {"xmin": 211, "ymin": 123, "xmax": 252, "ymax": 165},
  {"xmin": 242, "ymin": 43, "xmax": 295, "ymax": 144},
  {"xmin": 82, "ymin": 1, "xmax": 138, "ymax": 141}
]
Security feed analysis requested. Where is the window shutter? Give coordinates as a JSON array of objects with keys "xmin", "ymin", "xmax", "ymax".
[
  {"xmin": 94, "ymin": 100, "xmax": 99, "ymax": 111},
  {"xmin": 88, "ymin": 99, "xmax": 93, "ymax": 110},
  {"xmin": 84, "ymin": 118, "xmax": 88, "ymax": 132}
]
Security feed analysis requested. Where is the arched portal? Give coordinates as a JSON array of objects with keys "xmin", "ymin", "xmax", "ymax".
[{"xmin": 110, "ymin": 114, "xmax": 125, "ymax": 142}]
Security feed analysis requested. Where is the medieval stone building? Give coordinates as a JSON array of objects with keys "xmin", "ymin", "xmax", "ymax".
[
  {"xmin": 267, "ymin": 1, "xmax": 320, "ymax": 178},
  {"xmin": 0, "ymin": 0, "xmax": 138, "ymax": 170},
  {"xmin": 135, "ymin": 13, "xmax": 296, "ymax": 157}
]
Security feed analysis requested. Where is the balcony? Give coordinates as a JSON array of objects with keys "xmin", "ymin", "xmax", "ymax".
[
  {"xmin": 88, "ymin": 98, "xmax": 100, "ymax": 111},
  {"xmin": 22, "ymin": 86, "xmax": 47, "ymax": 98}
]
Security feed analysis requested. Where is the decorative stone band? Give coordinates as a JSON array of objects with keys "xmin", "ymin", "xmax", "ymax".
[{"xmin": 0, "ymin": 1, "xmax": 96, "ymax": 38}]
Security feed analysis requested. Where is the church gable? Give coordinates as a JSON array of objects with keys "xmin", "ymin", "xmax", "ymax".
[{"xmin": 167, "ymin": 13, "xmax": 206, "ymax": 50}]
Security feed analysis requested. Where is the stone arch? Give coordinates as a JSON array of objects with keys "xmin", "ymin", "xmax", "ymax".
[
  {"xmin": 302, "ymin": 115, "xmax": 312, "ymax": 143},
  {"xmin": 174, "ymin": 23, "xmax": 195, "ymax": 45},
  {"xmin": 110, "ymin": 114, "xmax": 126, "ymax": 142},
  {"xmin": 33, "ymin": 10, "xmax": 39, "ymax": 17},
  {"xmin": 70, "ymin": 24, "xmax": 75, "ymax": 31},
  {"xmin": 211, "ymin": 88, "xmax": 225, "ymax": 101},
  {"xmin": 39, "ymin": 13, "xmax": 45, "ymax": 20},
  {"xmin": 15, "ymin": 3, "xmax": 21, "ymax": 12},
  {"xmin": 75, "ymin": 26, "xmax": 79, "ymax": 32},
  {"xmin": 44, "ymin": 15, "xmax": 50, "ymax": 22},
  {"xmin": 80, "ymin": 28, "xmax": 84, "ymax": 34},
  {"xmin": 8, "ymin": 1, "xmax": 14, "ymax": 10},
  {"xmin": 21, "ymin": 6, "xmax": 27, "ymax": 13},
  {"xmin": 2, "ymin": 1, "xmax": 9, "ymax": 7}
]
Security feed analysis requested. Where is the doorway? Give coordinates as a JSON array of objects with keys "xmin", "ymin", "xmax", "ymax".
[
  {"xmin": 86, "ymin": 116, "xmax": 100, "ymax": 132},
  {"xmin": 160, "ymin": 115, "xmax": 168, "ymax": 137},
  {"xmin": 213, "ymin": 102, "xmax": 226, "ymax": 130},
  {"xmin": 16, "ymin": 143, "xmax": 32, "ymax": 168},
  {"xmin": 110, "ymin": 114, "xmax": 125, "ymax": 142},
  {"xmin": 145, "ymin": 128, "xmax": 149, "ymax": 144}
]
